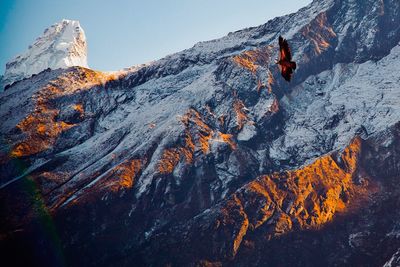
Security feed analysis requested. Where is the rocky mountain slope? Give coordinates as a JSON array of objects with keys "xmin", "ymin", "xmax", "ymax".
[
  {"xmin": 1, "ymin": 0, "xmax": 400, "ymax": 266},
  {"xmin": 2, "ymin": 19, "xmax": 88, "ymax": 90}
]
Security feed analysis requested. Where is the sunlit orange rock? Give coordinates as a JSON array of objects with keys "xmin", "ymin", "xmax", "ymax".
[
  {"xmin": 109, "ymin": 159, "xmax": 141, "ymax": 191},
  {"xmin": 157, "ymin": 108, "xmax": 237, "ymax": 174},
  {"xmin": 207, "ymin": 137, "xmax": 375, "ymax": 257},
  {"xmin": 72, "ymin": 104, "xmax": 84, "ymax": 115},
  {"xmin": 301, "ymin": 12, "xmax": 336, "ymax": 55},
  {"xmin": 9, "ymin": 68, "xmax": 119, "ymax": 158},
  {"xmin": 11, "ymin": 112, "xmax": 75, "ymax": 157},
  {"xmin": 232, "ymin": 46, "xmax": 271, "ymax": 74},
  {"xmin": 158, "ymin": 148, "xmax": 184, "ymax": 174},
  {"xmin": 217, "ymin": 133, "xmax": 237, "ymax": 150},
  {"xmin": 233, "ymin": 99, "xmax": 248, "ymax": 130}
]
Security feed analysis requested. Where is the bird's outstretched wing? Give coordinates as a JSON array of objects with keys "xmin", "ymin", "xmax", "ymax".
[{"xmin": 279, "ymin": 36, "xmax": 292, "ymax": 61}]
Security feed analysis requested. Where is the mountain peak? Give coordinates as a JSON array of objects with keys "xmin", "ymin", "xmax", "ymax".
[{"xmin": 2, "ymin": 19, "xmax": 88, "ymax": 89}]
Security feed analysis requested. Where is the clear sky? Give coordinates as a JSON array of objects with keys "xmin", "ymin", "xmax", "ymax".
[{"xmin": 0, "ymin": 0, "xmax": 311, "ymax": 73}]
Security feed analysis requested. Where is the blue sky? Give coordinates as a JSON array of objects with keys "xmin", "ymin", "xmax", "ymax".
[{"xmin": 0, "ymin": 0, "xmax": 311, "ymax": 73}]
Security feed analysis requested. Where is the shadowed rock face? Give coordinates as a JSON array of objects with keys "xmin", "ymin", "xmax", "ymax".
[
  {"xmin": 130, "ymin": 124, "xmax": 400, "ymax": 266},
  {"xmin": 1, "ymin": 0, "xmax": 400, "ymax": 266}
]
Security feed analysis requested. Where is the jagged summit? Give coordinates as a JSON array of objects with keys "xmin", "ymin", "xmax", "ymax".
[{"xmin": 2, "ymin": 19, "xmax": 88, "ymax": 89}]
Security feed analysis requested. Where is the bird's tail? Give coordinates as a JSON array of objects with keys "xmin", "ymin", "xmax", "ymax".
[{"xmin": 290, "ymin": 61, "xmax": 297, "ymax": 70}]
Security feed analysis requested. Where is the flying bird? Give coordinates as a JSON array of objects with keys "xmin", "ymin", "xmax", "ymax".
[{"xmin": 277, "ymin": 36, "xmax": 297, "ymax": 82}]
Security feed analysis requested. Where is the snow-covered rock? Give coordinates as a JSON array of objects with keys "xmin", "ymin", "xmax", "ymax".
[
  {"xmin": 2, "ymin": 19, "xmax": 88, "ymax": 89},
  {"xmin": 384, "ymin": 249, "xmax": 400, "ymax": 267},
  {"xmin": 1, "ymin": 0, "xmax": 400, "ymax": 266},
  {"xmin": 237, "ymin": 123, "xmax": 257, "ymax": 141},
  {"xmin": 270, "ymin": 43, "xmax": 400, "ymax": 168}
]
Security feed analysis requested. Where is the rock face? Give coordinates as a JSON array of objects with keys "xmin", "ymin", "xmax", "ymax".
[
  {"xmin": 1, "ymin": 0, "xmax": 400, "ymax": 266},
  {"xmin": 2, "ymin": 19, "xmax": 88, "ymax": 89}
]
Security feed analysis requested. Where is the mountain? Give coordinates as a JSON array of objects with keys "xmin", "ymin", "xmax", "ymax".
[
  {"xmin": 2, "ymin": 19, "xmax": 88, "ymax": 90},
  {"xmin": 1, "ymin": 0, "xmax": 400, "ymax": 266}
]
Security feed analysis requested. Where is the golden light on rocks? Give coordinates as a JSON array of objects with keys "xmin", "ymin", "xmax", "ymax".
[{"xmin": 10, "ymin": 68, "xmax": 118, "ymax": 158}]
